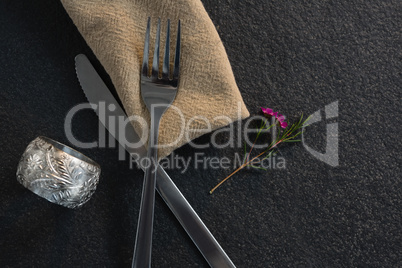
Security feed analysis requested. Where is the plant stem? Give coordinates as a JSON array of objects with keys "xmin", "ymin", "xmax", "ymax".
[
  {"xmin": 209, "ymin": 114, "xmax": 309, "ymax": 194},
  {"xmin": 209, "ymin": 163, "xmax": 247, "ymax": 194},
  {"xmin": 210, "ymin": 147, "xmax": 272, "ymax": 194}
]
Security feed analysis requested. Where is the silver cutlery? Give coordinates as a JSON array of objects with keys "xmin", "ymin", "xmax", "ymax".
[
  {"xmin": 76, "ymin": 53, "xmax": 235, "ymax": 267},
  {"xmin": 132, "ymin": 17, "xmax": 181, "ymax": 267},
  {"xmin": 76, "ymin": 46, "xmax": 235, "ymax": 268}
]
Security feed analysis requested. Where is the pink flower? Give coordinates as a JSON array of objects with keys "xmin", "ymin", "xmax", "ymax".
[
  {"xmin": 261, "ymin": 107, "xmax": 288, "ymax": 129},
  {"xmin": 277, "ymin": 114, "xmax": 285, "ymax": 122},
  {"xmin": 261, "ymin": 107, "xmax": 273, "ymax": 116}
]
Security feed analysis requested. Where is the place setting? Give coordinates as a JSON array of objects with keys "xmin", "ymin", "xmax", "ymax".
[
  {"xmin": 12, "ymin": 0, "xmax": 254, "ymax": 266},
  {"xmin": 10, "ymin": 0, "xmax": 309, "ymax": 266},
  {"xmin": 2, "ymin": 0, "xmax": 400, "ymax": 267}
]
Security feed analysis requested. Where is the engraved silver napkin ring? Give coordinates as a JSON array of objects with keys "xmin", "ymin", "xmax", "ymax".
[{"xmin": 16, "ymin": 136, "xmax": 101, "ymax": 208}]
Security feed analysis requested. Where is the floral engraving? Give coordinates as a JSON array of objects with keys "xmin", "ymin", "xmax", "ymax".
[{"xmin": 16, "ymin": 137, "xmax": 100, "ymax": 209}]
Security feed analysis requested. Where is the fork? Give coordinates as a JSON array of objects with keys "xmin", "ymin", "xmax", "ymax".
[{"xmin": 132, "ymin": 17, "xmax": 181, "ymax": 268}]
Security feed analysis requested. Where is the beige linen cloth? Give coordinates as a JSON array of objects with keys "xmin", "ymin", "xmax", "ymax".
[{"xmin": 61, "ymin": 0, "xmax": 250, "ymax": 158}]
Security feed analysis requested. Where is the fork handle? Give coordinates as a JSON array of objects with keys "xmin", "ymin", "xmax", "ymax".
[{"xmin": 132, "ymin": 117, "xmax": 160, "ymax": 268}]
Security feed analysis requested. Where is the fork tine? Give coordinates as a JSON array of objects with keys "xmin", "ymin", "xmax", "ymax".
[
  {"xmin": 151, "ymin": 18, "xmax": 161, "ymax": 78},
  {"xmin": 142, "ymin": 17, "xmax": 151, "ymax": 77},
  {"xmin": 173, "ymin": 20, "xmax": 181, "ymax": 81},
  {"xmin": 162, "ymin": 19, "xmax": 170, "ymax": 80}
]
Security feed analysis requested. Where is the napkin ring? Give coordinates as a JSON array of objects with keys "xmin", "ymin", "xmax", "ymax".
[{"xmin": 16, "ymin": 136, "xmax": 101, "ymax": 209}]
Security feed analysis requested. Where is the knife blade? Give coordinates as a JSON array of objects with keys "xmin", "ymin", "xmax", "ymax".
[{"xmin": 75, "ymin": 54, "xmax": 235, "ymax": 268}]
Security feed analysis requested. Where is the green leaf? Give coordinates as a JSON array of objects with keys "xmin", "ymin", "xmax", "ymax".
[
  {"xmin": 247, "ymin": 165, "xmax": 268, "ymax": 171},
  {"xmin": 243, "ymin": 141, "xmax": 247, "ymax": 156},
  {"xmin": 263, "ymin": 150, "xmax": 276, "ymax": 160}
]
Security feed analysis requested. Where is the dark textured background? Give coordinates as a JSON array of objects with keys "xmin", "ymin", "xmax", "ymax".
[{"xmin": 0, "ymin": 0, "xmax": 401, "ymax": 267}]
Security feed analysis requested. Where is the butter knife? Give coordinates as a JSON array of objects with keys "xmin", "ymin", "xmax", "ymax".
[{"xmin": 75, "ymin": 54, "xmax": 235, "ymax": 268}]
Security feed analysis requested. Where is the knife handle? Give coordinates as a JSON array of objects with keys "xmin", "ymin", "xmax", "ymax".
[{"xmin": 154, "ymin": 166, "xmax": 236, "ymax": 268}]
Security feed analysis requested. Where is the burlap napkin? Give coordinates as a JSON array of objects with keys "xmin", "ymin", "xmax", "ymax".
[{"xmin": 61, "ymin": 0, "xmax": 250, "ymax": 158}]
